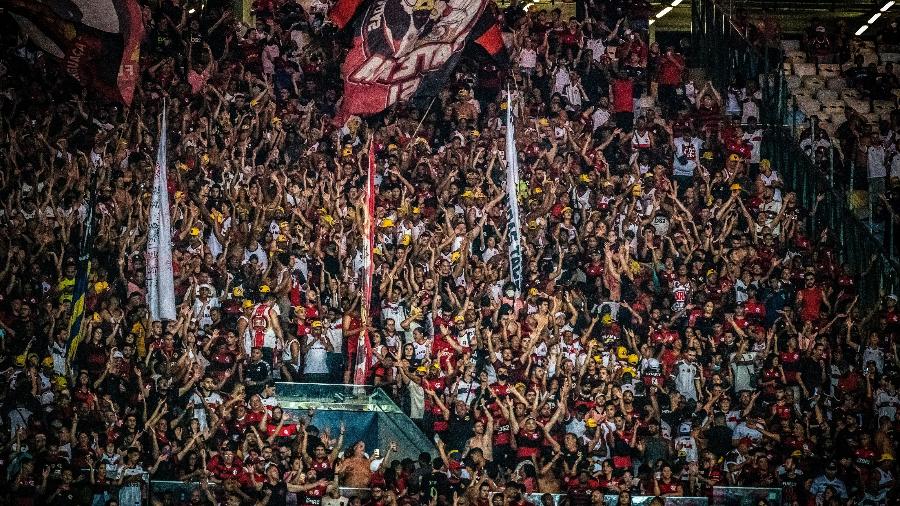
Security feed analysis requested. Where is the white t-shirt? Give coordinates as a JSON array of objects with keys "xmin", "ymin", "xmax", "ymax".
[
  {"xmin": 304, "ymin": 335, "xmax": 329, "ymax": 374},
  {"xmin": 869, "ymin": 145, "xmax": 887, "ymax": 178},
  {"xmin": 675, "ymin": 435, "xmax": 699, "ymax": 462},
  {"xmin": 189, "ymin": 391, "xmax": 223, "ymax": 429},
  {"xmin": 875, "ymin": 388, "xmax": 899, "ymax": 420},
  {"xmin": 585, "ymin": 38, "xmax": 606, "ymax": 62},
  {"xmin": 742, "ymin": 130, "xmax": 763, "ymax": 164},
  {"xmin": 519, "ymin": 48, "xmax": 537, "ymax": 70},
  {"xmin": 732, "ymin": 422, "xmax": 763, "ymax": 442},
  {"xmin": 192, "ymin": 297, "xmax": 220, "ymax": 328},
  {"xmin": 592, "ymin": 107, "xmax": 611, "ymax": 131},
  {"xmin": 553, "ymin": 67, "xmax": 571, "ymax": 95}
]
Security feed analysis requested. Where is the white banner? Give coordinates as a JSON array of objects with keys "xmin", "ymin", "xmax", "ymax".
[
  {"xmin": 146, "ymin": 102, "xmax": 176, "ymax": 321},
  {"xmin": 505, "ymin": 92, "xmax": 523, "ymax": 294}
]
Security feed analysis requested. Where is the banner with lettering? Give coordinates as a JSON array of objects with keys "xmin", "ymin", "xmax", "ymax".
[
  {"xmin": 330, "ymin": 0, "xmax": 505, "ymax": 120},
  {"xmin": 3, "ymin": 0, "xmax": 143, "ymax": 105},
  {"xmin": 146, "ymin": 103, "xmax": 177, "ymax": 322},
  {"xmin": 504, "ymin": 92, "xmax": 523, "ymax": 294}
]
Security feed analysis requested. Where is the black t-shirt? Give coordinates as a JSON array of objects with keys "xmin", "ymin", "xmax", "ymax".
[
  {"xmin": 421, "ymin": 470, "xmax": 450, "ymax": 501},
  {"xmin": 799, "ymin": 357, "xmax": 826, "ymax": 392},
  {"xmin": 705, "ymin": 424, "xmax": 734, "ymax": 457},
  {"xmin": 263, "ymin": 481, "xmax": 290, "ymax": 506},
  {"xmin": 444, "ymin": 412, "xmax": 475, "ymax": 453}
]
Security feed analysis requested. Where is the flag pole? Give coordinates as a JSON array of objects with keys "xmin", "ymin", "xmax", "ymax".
[{"xmin": 407, "ymin": 96, "xmax": 438, "ymax": 148}]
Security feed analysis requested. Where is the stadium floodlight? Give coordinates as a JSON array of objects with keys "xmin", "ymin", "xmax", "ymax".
[
  {"xmin": 856, "ymin": 24, "xmax": 869, "ymax": 35},
  {"xmin": 869, "ymin": 13, "xmax": 881, "ymax": 23},
  {"xmin": 657, "ymin": 6, "xmax": 673, "ymax": 18},
  {"xmin": 671, "ymin": 0, "xmax": 684, "ymax": 6},
  {"xmin": 881, "ymin": 1, "xmax": 895, "ymax": 12}
]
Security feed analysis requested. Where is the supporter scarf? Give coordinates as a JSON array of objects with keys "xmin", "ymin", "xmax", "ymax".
[
  {"xmin": 146, "ymin": 103, "xmax": 177, "ymax": 322},
  {"xmin": 354, "ymin": 144, "xmax": 376, "ymax": 385},
  {"xmin": 329, "ymin": 0, "xmax": 505, "ymax": 120},
  {"xmin": 2, "ymin": 0, "xmax": 143, "ymax": 105},
  {"xmin": 505, "ymin": 91, "xmax": 523, "ymax": 295}
]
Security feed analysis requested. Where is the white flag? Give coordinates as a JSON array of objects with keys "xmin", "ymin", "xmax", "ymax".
[
  {"xmin": 146, "ymin": 102, "xmax": 177, "ymax": 321},
  {"xmin": 505, "ymin": 91, "xmax": 524, "ymax": 294}
]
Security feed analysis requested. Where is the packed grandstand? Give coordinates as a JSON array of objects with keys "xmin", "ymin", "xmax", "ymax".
[{"xmin": 0, "ymin": 0, "xmax": 898, "ymax": 505}]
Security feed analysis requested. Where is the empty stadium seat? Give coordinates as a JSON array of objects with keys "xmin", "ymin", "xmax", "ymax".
[
  {"xmin": 826, "ymin": 77, "xmax": 847, "ymax": 92},
  {"xmin": 794, "ymin": 63, "xmax": 817, "ymax": 77},
  {"xmin": 818, "ymin": 64, "xmax": 841, "ymax": 79},
  {"xmin": 803, "ymin": 76, "xmax": 825, "ymax": 90},
  {"xmin": 816, "ymin": 89, "xmax": 838, "ymax": 102},
  {"xmin": 785, "ymin": 50, "xmax": 807, "ymax": 63},
  {"xmin": 785, "ymin": 75, "xmax": 803, "ymax": 91},
  {"xmin": 782, "ymin": 39, "xmax": 801, "ymax": 52}
]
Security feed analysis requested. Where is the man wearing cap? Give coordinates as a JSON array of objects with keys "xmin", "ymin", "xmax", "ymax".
[
  {"xmin": 809, "ymin": 460, "xmax": 848, "ymax": 501},
  {"xmin": 303, "ymin": 320, "xmax": 334, "ymax": 383},
  {"xmin": 191, "ymin": 283, "xmax": 220, "ymax": 329}
]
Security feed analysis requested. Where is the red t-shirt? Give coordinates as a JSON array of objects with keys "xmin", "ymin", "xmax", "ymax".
[
  {"xmin": 658, "ymin": 53, "xmax": 685, "ymax": 85},
  {"xmin": 611, "ymin": 79, "xmax": 634, "ymax": 113}
]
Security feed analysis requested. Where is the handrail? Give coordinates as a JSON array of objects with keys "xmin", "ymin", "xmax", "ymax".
[{"xmin": 692, "ymin": 0, "xmax": 900, "ymax": 305}]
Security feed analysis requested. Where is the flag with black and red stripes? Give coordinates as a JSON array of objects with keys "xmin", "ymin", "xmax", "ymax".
[
  {"xmin": 329, "ymin": 0, "xmax": 506, "ymax": 120},
  {"xmin": 3, "ymin": 0, "xmax": 143, "ymax": 105}
]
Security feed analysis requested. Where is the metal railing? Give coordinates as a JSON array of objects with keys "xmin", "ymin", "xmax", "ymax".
[{"xmin": 692, "ymin": 0, "xmax": 900, "ymax": 307}]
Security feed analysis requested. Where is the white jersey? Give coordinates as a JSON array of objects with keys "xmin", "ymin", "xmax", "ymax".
[
  {"xmin": 454, "ymin": 379, "xmax": 480, "ymax": 404},
  {"xmin": 875, "ymin": 389, "xmax": 900, "ymax": 420},
  {"xmin": 675, "ymin": 435, "xmax": 699, "ymax": 462},
  {"xmin": 244, "ymin": 304, "xmax": 277, "ymax": 355},
  {"xmin": 673, "ymin": 361, "xmax": 699, "ymax": 401},
  {"xmin": 632, "ymin": 130, "xmax": 651, "ymax": 150}
]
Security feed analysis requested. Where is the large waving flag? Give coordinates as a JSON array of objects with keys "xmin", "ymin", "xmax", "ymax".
[
  {"xmin": 146, "ymin": 103, "xmax": 177, "ymax": 321},
  {"xmin": 504, "ymin": 91, "xmax": 523, "ymax": 295},
  {"xmin": 330, "ymin": 0, "xmax": 506, "ymax": 120},
  {"xmin": 2, "ymin": 0, "xmax": 143, "ymax": 105},
  {"xmin": 66, "ymin": 172, "xmax": 99, "ymax": 364}
]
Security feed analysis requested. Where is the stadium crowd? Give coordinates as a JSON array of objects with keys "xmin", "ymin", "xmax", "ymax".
[{"xmin": 0, "ymin": 0, "xmax": 898, "ymax": 505}]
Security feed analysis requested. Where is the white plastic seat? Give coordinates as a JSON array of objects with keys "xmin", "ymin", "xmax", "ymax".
[
  {"xmin": 786, "ymin": 50, "xmax": 807, "ymax": 63},
  {"xmin": 794, "ymin": 63, "xmax": 817, "ymax": 76},
  {"xmin": 821, "ymin": 102, "xmax": 845, "ymax": 117},
  {"xmin": 818, "ymin": 64, "xmax": 841, "ymax": 78},
  {"xmin": 841, "ymin": 88, "xmax": 862, "ymax": 100},
  {"xmin": 845, "ymin": 98, "xmax": 870, "ymax": 114},
  {"xmin": 798, "ymin": 99, "xmax": 821, "ymax": 117},
  {"xmin": 826, "ymin": 77, "xmax": 847, "ymax": 92},
  {"xmin": 816, "ymin": 89, "xmax": 838, "ymax": 101},
  {"xmin": 827, "ymin": 113, "xmax": 846, "ymax": 127},
  {"xmin": 782, "ymin": 39, "xmax": 802, "ymax": 51},
  {"xmin": 803, "ymin": 75, "xmax": 825, "ymax": 90}
]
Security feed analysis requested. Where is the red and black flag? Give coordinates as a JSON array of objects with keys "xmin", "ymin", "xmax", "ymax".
[
  {"xmin": 2, "ymin": 0, "xmax": 144, "ymax": 105},
  {"xmin": 329, "ymin": 0, "xmax": 506, "ymax": 120}
]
